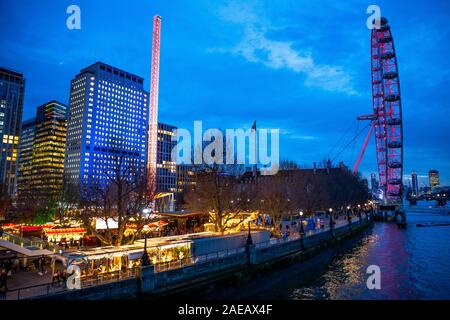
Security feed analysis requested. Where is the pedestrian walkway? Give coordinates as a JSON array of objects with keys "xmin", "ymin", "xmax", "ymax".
[{"xmin": 7, "ymin": 270, "xmax": 52, "ymax": 291}]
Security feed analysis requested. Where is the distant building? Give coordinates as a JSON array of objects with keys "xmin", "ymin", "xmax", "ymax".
[
  {"xmin": 176, "ymin": 164, "xmax": 195, "ymax": 194},
  {"xmin": 175, "ymin": 164, "xmax": 197, "ymax": 207},
  {"xmin": 411, "ymin": 171, "xmax": 419, "ymax": 196},
  {"xmin": 370, "ymin": 173, "xmax": 379, "ymax": 195},
  {"xmin": 64, "ymin": 62, "xmax": 149, "ymax": 189},
  {"xmin": 17, "ymin": 101, "xmax": 67, "ymax": 201},
  {"xmin": 429, "ymin": 170, "xmax": 440, "ymax": 191},
  {"xmin": 338, "ymin": 162, "xmax": 348, "ymax": 170},
  {"xmin": 156, "ymin": 122, "xmax": 177, "ymax": 193},
  {"xmin": 0, "ymin": 67, "xmax": 25, "ymax": 196},
  {"xmin": 17, "ymin": 118, "xmax": 36, "ymax": 197},
  {"xmin": 31, "ymin": 101, "xmax": 67, "ymax": 199},
  {"xmin": 362, "ymin": 178, "xmax": 369, "ymax": 191}
]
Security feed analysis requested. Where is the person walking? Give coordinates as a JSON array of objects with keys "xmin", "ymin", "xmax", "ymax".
[
  {"xmin": 60, "ymin": 270, "xmax": 67, "ymax": 288},
  {"xmin": 37, "ymin": 255, "xmax": 46, "ymax": 276},
  {"xmin": 0, "ymin": 267, "xmax": 7, "ymax": 293},
  {"xmin": 52, "ymin": 269, "xmax": 61, "ymax": 287}
]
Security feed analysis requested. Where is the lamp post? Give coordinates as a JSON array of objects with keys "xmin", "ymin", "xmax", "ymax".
[
  {"xmin": 246, "ymin": 221, "xmax": 253, "ymax": 245},
  {"xmin": 358, "ymin": 205, "xmax": 362, "ymax": 225},
  {"xmin": 141, "ymin": 225, "xmax": 151, "ymax": 266},
  {"xmin": 299, "ymin": 211, "xmax": 304, "ymax": 250},
  {"xmin": 328, "ymin": 208, "xmax": 334, "ymax": 237},
  {"xmin": 347, "ymin": 206, "xmax": 353, "ymax": 230}
]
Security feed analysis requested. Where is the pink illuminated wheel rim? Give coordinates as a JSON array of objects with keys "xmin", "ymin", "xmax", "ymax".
[{"xmin": 371, "ymin": 17, "xmax": 404, "ymax": 203}]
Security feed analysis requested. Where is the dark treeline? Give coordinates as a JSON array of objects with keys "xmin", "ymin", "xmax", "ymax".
[{"xmin": 183, "ymin": 163, "xmax": 369, "ymax": 235}]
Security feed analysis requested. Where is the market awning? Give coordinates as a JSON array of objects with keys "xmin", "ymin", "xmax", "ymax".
[
  {"xmin": 158, "ymin": 211, "xmax": 207, "ymax": 218},
  {"xmin": 45, "ymin": 228, "xmax": 86, "ymax": 235}
]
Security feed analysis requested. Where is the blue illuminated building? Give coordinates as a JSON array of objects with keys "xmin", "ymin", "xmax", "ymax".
[
  {"xmin": 64, "ymin": 62, "xmax": 149, "ymax": 188},
  {"xmin": 0, "ymin": 67, "xmax": 25, "ymax": 196}
]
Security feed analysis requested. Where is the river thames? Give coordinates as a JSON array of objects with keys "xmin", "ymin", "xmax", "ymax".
[
  {"xmin": 199, "ymin": 202, "xmax": 450, "ymax": 300},
  {"xmin": 289, "ymin": 203, "xmax": 450, "ymax": 300}
]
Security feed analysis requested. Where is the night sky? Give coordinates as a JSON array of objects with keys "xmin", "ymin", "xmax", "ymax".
[{"xmin": 1, "ymin": 0, "xmax": 449, "ymax": 187}]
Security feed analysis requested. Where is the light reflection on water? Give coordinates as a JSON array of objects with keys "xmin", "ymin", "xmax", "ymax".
[{"xmin": 291, "ymin": 203, "xmax": 450, "ymax": 300}]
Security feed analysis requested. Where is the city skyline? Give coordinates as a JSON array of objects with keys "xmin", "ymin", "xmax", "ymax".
[{"xmin": 1, "ymin": 0, "xmax": 449, "ymax": 185}]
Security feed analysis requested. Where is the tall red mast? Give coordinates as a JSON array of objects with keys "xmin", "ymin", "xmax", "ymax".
[{"xmin": 147, "ymin": 15, "xmax": 162, "ymax": 202}]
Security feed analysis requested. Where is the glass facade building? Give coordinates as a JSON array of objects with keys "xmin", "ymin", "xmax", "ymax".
[
  {"xmin": 0, "ymin": 67, "xmax": 25, "ymax": 196},
  {"xmin": 32, "ymin": 101, "xmax": 67, "ymax": 199},
  {"xmin": 157, "ymin": 122, "xmax": 177, "ymax": 193},
  {"xmin": 17, "ymin": 101, "xmax": 67, "ymax": 201},
  {"xmin": 17, "ymin": 118, "xmax": 36, "ymax": 197},
  {"xmin": 64, "ymin": 62, "xmax": 149, "ymax": 189}
]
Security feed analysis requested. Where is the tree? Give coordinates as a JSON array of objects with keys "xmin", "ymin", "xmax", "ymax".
[
  {"xmin": 183, "ymin": 164, "xmax": 248, "ymax": 233},
  {"xmin": 254, "ymin": 170, "xmax": 298, "ymax": 237},
  {"xmin": 75, "ymin": 154, "xmax": 153, "ymax": 246}
]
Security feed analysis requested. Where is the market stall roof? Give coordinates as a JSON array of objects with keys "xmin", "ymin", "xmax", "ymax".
[
  {"xmin": 45, "ymin": 227, "xmax": 86, "ymax": 235},
  {"xmin": 54, "ymin": 232, "xmax": 210, "ymax": 263},
  {"xmin": 158, "ymin": 211, "xmax": 207, "ymax": 218}
]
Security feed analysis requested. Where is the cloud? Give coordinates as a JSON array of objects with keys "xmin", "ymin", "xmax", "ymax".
[
  {"xmin": 213, "ymin": 1, "xmax": 357, "ymax": 96},
  {"xmin": 279, "ymin": 128, "xmax": 319, "ymax": 141}
]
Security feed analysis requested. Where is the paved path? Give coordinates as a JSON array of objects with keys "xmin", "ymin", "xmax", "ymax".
[
  {"xmin": 7, "ymin": 270, "xmax": 53, "ymax": 291},
  {"xmin": 1, "ymin": 269, "xmax": 58, "ymax": 300}
]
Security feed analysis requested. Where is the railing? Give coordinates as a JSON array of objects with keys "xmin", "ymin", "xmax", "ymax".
[
  {"xmin": 1, "ymin": 232, "xmax": 43, "ymax": 249},
  {"xmin": 0, "ymin": 232, "xmax": 64, "ymax": 253},
  {"xmin": 2, "ymin": 267, "xmax": 140, "ymax": 300},
  {"xmin": 255, "ymin": 215, "xmax": 369, "ymax": 250},
  {"xmin": 154, "ymin": 257, "xmax": 194, "ymax": 273},
  {"xmin": 153, "ymin": 247, "xmax": 246, "ymax": 273},
  {"xmin": 3, "ymin": 281, "xmax": 66, "ymax": 300},
  {"xmin": 194, "ymin": 247, "xmax": 246, "ymax": 264}
]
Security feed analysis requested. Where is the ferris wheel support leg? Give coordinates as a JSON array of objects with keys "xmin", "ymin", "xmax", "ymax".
[{"xmin": 352, "ymin": 122, "xmax": 375, "ymax": 175}]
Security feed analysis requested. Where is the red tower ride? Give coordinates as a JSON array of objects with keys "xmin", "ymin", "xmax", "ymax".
[{"xmin": 147, "ymin": 15, "xmax": 162, "ymax": 202}]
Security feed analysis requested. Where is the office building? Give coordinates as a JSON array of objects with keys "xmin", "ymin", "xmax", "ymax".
[
  {"xmin": 31, "ymin": 101, "xmax": 67, "ymax": 199},
  {"xmin": 17, "ymin": 101, "xmax": 67, "ymax": 201},
  {"xmin": 429, "ymin": 170, "xmax": 440, "ymax": 192},
  {"xmin": 0, "ymin": 67, "xmax": 25, "ymax": 196},
  {"xmin": 17, "ymin": 118, "xmax": 36, "ymax": 197},
  {"xmin": 411, "ymin": 171, "xmax": 419, "ymax": 196},
  {"xmin": 64, "ymin": 62, "xmax": 148, "ymax": 189},
  {"xmin": 156, "ymin": 122, "xmax": 177, "ymax": 193}
]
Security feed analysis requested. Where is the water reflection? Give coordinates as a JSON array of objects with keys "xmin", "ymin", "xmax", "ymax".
[{"xmin": 292, "ymin": 203, "xmax": 450, "ymax": 300}]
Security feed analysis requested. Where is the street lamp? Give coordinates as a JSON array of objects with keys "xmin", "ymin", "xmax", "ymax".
[
  {"xmin": 328, "ymin": 208, "xmax": 334, "ymax": 231},
  {"xmin": 347, "ymin": 205, "xmax": 353, "ymax": 229},
  {"xmin": 299, "ymin": 211, "xmax": 304, "ymax": 250},
  {"xmin": 141, "ymin": 225, "xmax": 151, "ymax": 266}
]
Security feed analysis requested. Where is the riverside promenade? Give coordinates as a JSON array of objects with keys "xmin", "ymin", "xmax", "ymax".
[{"xmin": 2, "ymin": 214, "xmax": 373, "ymax": 300}]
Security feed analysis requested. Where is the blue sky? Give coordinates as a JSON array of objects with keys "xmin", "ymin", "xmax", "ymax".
[{"xmin": 1, "ymin": 0, "xmax": 449, "ymax": 187}]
